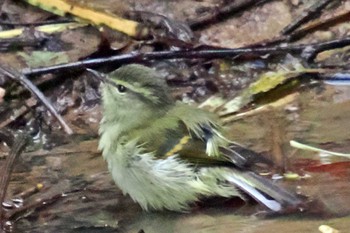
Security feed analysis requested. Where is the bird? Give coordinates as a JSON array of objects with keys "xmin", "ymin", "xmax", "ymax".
[{"xmin": 93, "ymin": 64, "xmax": 301, "ymax": 212}]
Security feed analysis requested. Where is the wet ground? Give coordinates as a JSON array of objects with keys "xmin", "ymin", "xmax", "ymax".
[
  {"xmin": 1, "ymin": 83, "xmax": 350, "ymax": 233},
  {"xmin": 0, "ymin": 1, "xmax": 349, "ymax": 232}
]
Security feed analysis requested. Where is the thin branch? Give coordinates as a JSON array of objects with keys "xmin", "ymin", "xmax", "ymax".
[
  {"xmin": 234, "ymin": 10, "xmax": 350, "ymax": 48},
  {"xmin": 6, "ymin": 193, "xmax": 63, "ymax": 222},
  {"xmin": 0, "ymin": 98, "xmax": 37, "ymax": 129},
  {"xmin": 23, "ymin": 37, "xmax": 350, "ymax": 76},
  {"xmin": 304, "ymin": 37, "xmax": 350, "ymax": 61},
  {"xmin": 280, "ymin": 0, "xmax": 335, "ymax": 35},
  {"xmin": 188, "ymin": 0, "xmax": 273, "ymax": 30},
  {"xmin": 0, "ymin": 18, "xmax": 74, "ymax": 26},
  {"xmin": 286, "ymin": 10, "xmax": 350, "ymax": 42},
  {"xmin": 0, "ymin": 66, "xmax": 73, "ymax": 135},
  {"xmin": 0, "ymin": 133, "xmax": 28, "ymax": 231},
  {"xmin": 0, "ymin": 37, "xmax": 44, "ymax": 51}
]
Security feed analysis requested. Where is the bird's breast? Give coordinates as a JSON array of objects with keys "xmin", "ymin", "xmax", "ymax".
[{"xmin": 103, "ymin": 139, "xmax": 207, "ymax": 211}]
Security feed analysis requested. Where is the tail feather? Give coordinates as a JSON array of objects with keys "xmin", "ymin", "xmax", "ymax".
[
  {"xmin": 220, "ymin": 143, "xmax": 273, "ymax": 169},
  {"xmin": 227, "ymin": 170, "xmax": 301, "ymax": 211}
]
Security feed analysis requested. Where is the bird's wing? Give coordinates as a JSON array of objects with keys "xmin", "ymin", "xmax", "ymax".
[
  {"xmin": 128, "ymin": 109, "xmax": 230, "ymax": 166},
  {"xmin": 130, "ymin": 104, "xmax": 302, "ymax": 211},
  {"xmin": 132, "ymin": 109, "xmax": 260, "ymax": 168},
  {"xmin": 155, "ymin": 120, "xmax": 232, "ymax": 166},
  {"xmin": 131, "ymin": 103, "xmax": 270, "ymax": 168},
  {"xmin": 165, "ymin": 103, "xmax": 271, "ymax": 168}
]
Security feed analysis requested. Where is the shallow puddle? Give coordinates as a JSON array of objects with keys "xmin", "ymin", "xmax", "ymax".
[{"xmin": 1, "ymin": 84, "xmax": 350, "ymax": 232}]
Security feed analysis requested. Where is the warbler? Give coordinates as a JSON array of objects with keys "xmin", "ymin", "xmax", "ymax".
[{"xmin": 94, "ymin": 64, "xmax": 301, "ymax": 212}]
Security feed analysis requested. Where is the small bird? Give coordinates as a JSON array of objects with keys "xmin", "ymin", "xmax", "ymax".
[{"xmin": 95, "ymin": 64, "xmax": 301, "ymax": 212}]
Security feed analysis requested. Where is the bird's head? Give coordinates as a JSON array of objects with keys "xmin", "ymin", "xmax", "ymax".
[{"xmin": 92, "ymin": 64, "xmax": 174, "ymax": 125}]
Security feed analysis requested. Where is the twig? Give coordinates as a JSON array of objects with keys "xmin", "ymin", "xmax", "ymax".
[
  {"xmin": 0, "ymin": 37, "xmax": 44, "ymax": 51},
  {"xmin": 23, "ymin": 37, "xmax": 350, "ymax": 76},
  {"xmin": 0, "ymin": 66, "xmax": 73, "ymax": 135},
  {"xmin": 188, "ymin": 0, "xmax": 273, "ymax": 30},
  {"xmin": 0, "ymin": 98, "xmax": 37, "ymax": 129},
  {"xmin": 6, "ymin": 189, "xmax": 87, "ymax": 223},
  {"xmin": 13, "ymin": 184, "xmax": 44, "ymax": 200},
  {"xmin": 280, "ymin": 0, "xmax": 335, "ymax": 35},
  {"xmin": 0, "ymin": 18, "xmax": 74, "ymax": 26},
  {"xmin": 6, "ymin": 193, "xmax": 63, "ymax": 222},
  {"xmin": 303, "ymin": 37, "xmax": 350, "ymax": 61},
  {"xmin": 0, "ymin": 133, "xmax": 28, "ymax": 231},
  {"xmin": 237, "ymin": 10, "xmax": 350, "ymax": 48},
  {"xmin": 286, "ymin": 10, "xmax": 350, "ymax": 42},
  {"xmin": 290, "ymin": 140, "xmax": 350, "ymax": 158}
]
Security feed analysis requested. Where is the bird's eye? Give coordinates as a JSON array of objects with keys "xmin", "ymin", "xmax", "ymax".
[{"xmin": 116, "ymin": 84, "xmax": 127, "ymax": 93}]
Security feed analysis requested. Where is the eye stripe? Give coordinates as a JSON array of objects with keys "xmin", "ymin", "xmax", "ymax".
[{"xmin": 108, "ymin": 78, "xmax": 160, "ymax": 102}]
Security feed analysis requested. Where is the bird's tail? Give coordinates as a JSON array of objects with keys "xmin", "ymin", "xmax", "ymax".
[{"xmin": 227, "ymin": 170, "xmax": 302, "ymax": 212}]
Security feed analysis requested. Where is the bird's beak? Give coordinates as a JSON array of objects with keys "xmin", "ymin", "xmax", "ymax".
[
  {"xmin": 87, "ymin": 68, "xmax": 120, "ymax": 89},
  {"xmin": 86, "ymin": 68, "xmax": 106, "ymax": 83}
]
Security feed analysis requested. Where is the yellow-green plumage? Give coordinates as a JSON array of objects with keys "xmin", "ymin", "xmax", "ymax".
[{"xmin": 97, "ymin": 64, "xmax": 301, "ymax": 212}]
